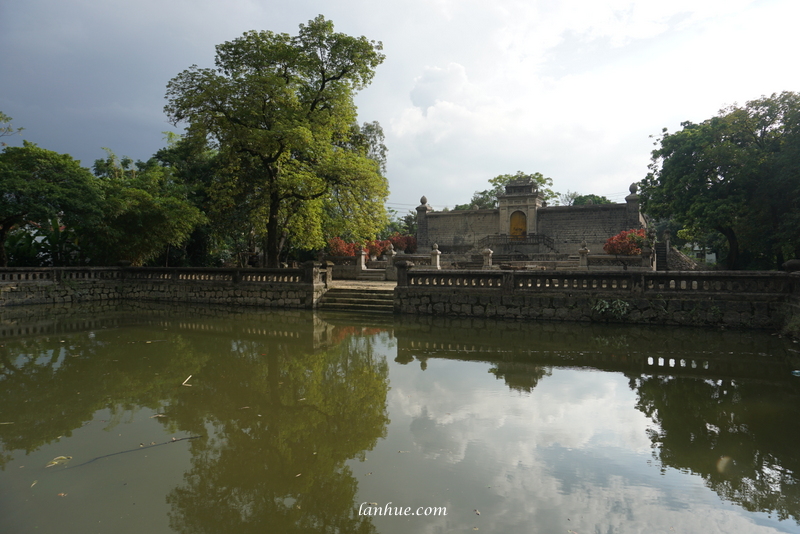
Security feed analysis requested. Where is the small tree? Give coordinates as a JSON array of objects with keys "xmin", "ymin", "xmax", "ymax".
[{"xmin": 603, "ymin": 229, "xmax": 646, "ymax": 255}]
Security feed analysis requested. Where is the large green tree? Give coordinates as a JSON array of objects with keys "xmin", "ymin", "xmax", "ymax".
[
  {"xmin": 164, "ymin": 16, "xmax": 388, "ymax": 267},
  {"xmin": 453, "ymin": 170, "xmax": 559, "ymax": 210},
  {"xmin": 641, "ymin": 92, "xmax": 800, "ymax": 269},
  {"xmin": 0, "ymin": 142, "xmax": 101, "ymax": 267},
  {"xmin": 85, "ymin": 150, "xmax": 206, "ymax": 266}
]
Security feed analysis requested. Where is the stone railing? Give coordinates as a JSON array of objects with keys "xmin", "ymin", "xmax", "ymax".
[
  {"xmin": 0, "ymin": 267, "xmax": 124, "ymax": 283},
  {"xmin": 122, "ymin": 266, "xmax": 311, "ymax": 284},
  {"xmin": 0, "ymin": 263, "xmax": 328, "ymax": 309},
  {"xmin": 398, "ymin": 267, "xmax": 790, "ymax": 295},
  {"xmin": 394, "ymin": 265, "xmax": 794, "ymax": 330}
]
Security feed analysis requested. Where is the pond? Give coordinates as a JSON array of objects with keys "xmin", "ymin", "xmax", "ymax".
[{"xmin": 1, "ymin": 302, "xmax": 799, "ymax": 534}]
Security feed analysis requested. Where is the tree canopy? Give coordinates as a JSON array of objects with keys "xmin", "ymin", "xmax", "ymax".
[
  {"xmin": 453, "ymin": 171, "xmax": 558, "ymax": 210},
  {"xmin": 164, "ymin": 16, "xmax": 388, "ymax": 267},
  {"xmin": 0, "ymin": 142, "xmax": 101, "ymax": 266},
  {"xmin": 86, "ymin": 150, "xmax": 206, "ymax": 266},
  {"xmin": 640, "ymin": 92, "xmax": 800, "ymax": 269}
]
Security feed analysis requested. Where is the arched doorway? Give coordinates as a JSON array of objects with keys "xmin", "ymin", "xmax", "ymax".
[{"xmin": 510, "ymin": 211, "xmax": 526, "ymax": 240}]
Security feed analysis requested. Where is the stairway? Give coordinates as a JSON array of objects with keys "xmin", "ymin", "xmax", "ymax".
[
  {"xmin": 655, "ymin": 242, "xmax": 669, "ymax": 271},
  {"xmin": 318, "ymin": 288, "xmax": 394, "ymax": 314},
  {"xmin": 356, "ymin": 268, "xmax": 386, "ymax": 281}
]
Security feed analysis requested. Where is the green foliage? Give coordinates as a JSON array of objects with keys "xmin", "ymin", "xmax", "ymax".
[
  {"xmin": 454, "ymin": 171, "xmax": 559, "ymax": 210},
  {"xmin": 573, "ymin": 194, "xmax": 612, "ymax": 205},
  {"xmin": 0, "ymin": 111, "xmax": 24, "ymax": 144},
  {"xmin": 0, "ymin": 142, "xmax": 102, "ymax": 266},
  {"xmin": 641, "ymin": 91, "xmax": 800, "ymax": 269},
  {"xmin": 559, "ymin": 191, "xmax": 613, "ymax": 206},
  {"xmin": 164, "ymin": 16, "xmax": 388, "ymax": 267},
  {"xmin": 592, "ymin": 299, "xmax": 631, "ymax": 320},
  {"xmin": 381, "ymin": 209, "xmax": 417, "ymax": 238},
  {"xmin": 85, "ymin": 150, "xmax": 206, "ymax": 266}
]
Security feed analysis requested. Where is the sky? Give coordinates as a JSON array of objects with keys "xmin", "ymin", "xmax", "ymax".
[{"xmin": 1, "ymin": 0, "xmax": 798, "ymax": 216}]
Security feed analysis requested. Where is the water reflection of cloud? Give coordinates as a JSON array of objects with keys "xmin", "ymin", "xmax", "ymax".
[{"xmin": 383, "ymin": 359, "xmax": 790, "ymax": 533}]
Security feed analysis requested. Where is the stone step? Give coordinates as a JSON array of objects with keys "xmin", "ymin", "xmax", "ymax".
[
  {"xmin": 356, "ymin": 269, "xmax": 386, "ymax": 281},
  {"xmin": 319, "ymin": 288, "xmax": 394, "ymax": 314}
]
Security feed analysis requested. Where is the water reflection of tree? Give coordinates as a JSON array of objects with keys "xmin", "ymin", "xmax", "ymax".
[
  {"xmin": 165, "ymin": 333, "xmax": 390, "ymax": 534},
  {"xmin": 631, "ymin": 374, "xmax": 800, "ymax": 523},
  {"xmin": 489, "ymin": 362, "xmax": 551, "ymax": 393},
  {"xmin": 0, "ymin": 330, "xmax": 209, "ymax": 469}
]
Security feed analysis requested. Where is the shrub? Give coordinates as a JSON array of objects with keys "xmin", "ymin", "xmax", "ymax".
[
  {"xmin": 603, "ymin": 229, "xmax": 647, "ymax": 255},
  {"xmin": 388, "ymin": 232, "xmax": 417, "ymax": 254},
  {"xmin": 327, "ymin": 237, "xmax": 357, "ymax": 257}
]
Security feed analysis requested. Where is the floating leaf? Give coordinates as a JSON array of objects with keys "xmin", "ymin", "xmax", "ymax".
[{"xmin": 45, "ymin": 456, "xmax": 72, "ymax": 468}]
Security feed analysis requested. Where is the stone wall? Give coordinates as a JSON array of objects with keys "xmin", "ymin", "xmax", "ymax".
[
  {"xmin": 423, "ymin": 210, "xmax": 499, "ymax": 252},
  {"xmin": 537, "ymin": 204, "xmax": 630, "ymax": 252},
  {"xmin": 0, "ymin": 266, "xmax": 327, "ymax": 309},
  {"xmin": 394, "ymin": 267, "xmax": 794, "ymax": 331},
  {"xmin": 786, "ymin": 273, "xmax": 800, "ymax": 336}
]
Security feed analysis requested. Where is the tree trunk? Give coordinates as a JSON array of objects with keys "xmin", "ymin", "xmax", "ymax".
[
  {"xmin": 266, "ymin": 190, "xmax": 282, "ymax": 268},
  {"xmin": 716, "ymin": 226, "xmax": 740, "ymax": 270}
]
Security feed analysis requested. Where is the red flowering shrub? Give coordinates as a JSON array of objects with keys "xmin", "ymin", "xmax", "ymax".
[
  {"xmin": 388, "ymin": 232, "xmax": 417, "ymax": 254},
  {"xmin": 603, "ymin": 229, "xmax": 647, "ymax": 255},
  {"xmin": 327, "ymin": 237, "xmax": 357, "ymax": 256},
  {"xmin": 366, "ymin": 239, "xmax": 391, "ymax": 258}
]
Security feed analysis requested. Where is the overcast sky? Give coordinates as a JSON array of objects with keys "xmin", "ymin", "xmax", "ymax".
[{"xmin": 2, "ymin": 0, "xmax": 797, "ymax": 214}]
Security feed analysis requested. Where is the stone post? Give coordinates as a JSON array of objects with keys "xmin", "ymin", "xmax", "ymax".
[
  {"xmin": 385, "ymin": 243, "xmax": 398, "ymax": 281},
  {"xmin": 416, "ymin": 196, "xmax": 432, "ymax": 250},
  {"xmin": 578, "ymin": 240, "xmax": 590, "ymax": 270},
  {"xmin": 302, "ymin": 261, "xmax": 320, "ymax": 284},
  {"xmin": 482, "ymin": 248, "xmax": 493, "ymax": 270},
  {"xmin": 395, "ymin": 261, "xmax": 414, "ymax": 286},
  {"xmin": 625, "ymin": 183, "xmax": 641, "ymax": 229},
  {"xmin": 355, "ymin": 248, "xmax": 367, "ymax": 273},
  {"xmin": 430, "ymin": 243, "xmax": 441, "ymax": 270},
  {"xmin": 641, "ymin": 245, "xmax": 653, "ymax": 270}
]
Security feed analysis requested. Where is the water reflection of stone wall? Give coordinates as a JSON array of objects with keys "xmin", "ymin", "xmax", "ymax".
[
  {"xmin": 392, "ymin": 315, "xmax": 799, "ymax": 382},
  {"xmin": 0, "ymin": 300, "xmax": 339, "ymax": 350}
]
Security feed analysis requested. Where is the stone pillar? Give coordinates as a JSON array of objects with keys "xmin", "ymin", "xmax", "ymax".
[
  {"xmin": 416, "ymin": 196, "xmax": 432, "ymax": 250},
  {"xmin": 625, "ymin": 183, "xmax": 642, "ymax": 229},
  {"xmin": 430, "ymin": 243, "xmax": 441, "ymax": 270},
  {"xmin": 482, "ymin": 248, "xmax": 493, "ymax": 269},
  {"xmin": 355, "ymin": 248, "xmax": 367, "ymax": 272},
  {"xmin": 641, "ymin": 245, "xmax": 653, "ymax": 270},
  {"xmin": 395, "ymin": 261, "xmax": 414, "ymax": 286},
  {"xmin": 385, "ymin": 243, "xmax": 398, "ymax": 281},
  {"xmin": 578, "ymin": 240, "xmax": 590, "ymax": 270},
  {"xmin": 302, "ymin": 261, "xmax": 320, "ymax": 284}
]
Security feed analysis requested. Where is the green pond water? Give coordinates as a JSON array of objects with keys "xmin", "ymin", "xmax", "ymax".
[{"xmin": 1, "ymin": 302, "xmax": 799, "ymax": 534}]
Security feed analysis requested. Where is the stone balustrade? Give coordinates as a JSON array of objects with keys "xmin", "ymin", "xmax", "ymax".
[
  {"xmin": 0, "ymin": 264, "xmax": 327, "ymax": 309},
  {"xmin": 400, "ymin": 268, "xmax": 790, "ymax": 295},
  {"xmin": 395, "ymin": 265, "xmax": 796, "ymax": 330}
]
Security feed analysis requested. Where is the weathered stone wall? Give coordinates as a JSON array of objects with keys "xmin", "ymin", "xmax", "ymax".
[
  {"xmin": 0, "ymin": 268, "xmax": 125, "ymax": 307},
  {"xmin": 0, "ymin": 266, "xmax": 327, "ymax": 309},
  {"xmin": 537, "ymin": 204, "xmax": 630, "ymax": 252},
  {"xmin": 423, "ymin": 210, "xmax": 499, "ymax": 252},
  {"xmin": 785, "ymin": 273, "xmax": 800, "ymax": 337},
  {"xmin": 394, "ymin": 268, "xmax": 793, "ymax": 331}
]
